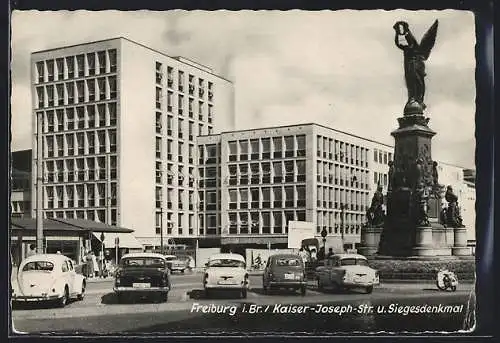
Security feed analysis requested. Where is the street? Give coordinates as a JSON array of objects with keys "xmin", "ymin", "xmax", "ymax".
[{"xmin": 11, "ymin": 272, "xmax": 474, "ymax": 334}]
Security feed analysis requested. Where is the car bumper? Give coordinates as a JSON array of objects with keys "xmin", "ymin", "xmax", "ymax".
[
  {"xmin": 12, "ymin": 294, "xmax": 61, "ymax": 302},
  {"xmin": 170, "ymin": 266, "xmax": 186, "ymax": 271},
  {"xmin": 269, "ymin": 280, "xmax": 307, "ymax": 288},
  {"xmin": 113, "ymin": 286, "xmax": 170, "ymax": 293},
  {"xmin": 341, "ymin": 281, "xmax": 377, "ymax": 287},
  {"xmin": 205, "ymin": 283, "xmax": 248, "ymax": 289}
]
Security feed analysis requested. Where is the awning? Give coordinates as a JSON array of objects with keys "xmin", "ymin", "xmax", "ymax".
[{"xmin": 93, "ymin": 232, "xmax": 143, "ymax": 249}]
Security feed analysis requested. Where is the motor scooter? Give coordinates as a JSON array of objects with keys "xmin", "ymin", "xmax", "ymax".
[{"xmin": 436, "ymin": 269, "xmax": 458, "ymax": 291}]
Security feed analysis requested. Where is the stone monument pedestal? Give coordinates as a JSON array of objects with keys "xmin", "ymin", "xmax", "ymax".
[
  {"xmin": 452, "ymin": 227, "xmax": 470, "ymax": 256},
  {"xmin": 412, "ymin": 225, "xmax": 436, "ymax": 256},
  {"xmin": 358, "ymin": 227, "xmax": 383, "ymax": 256}
]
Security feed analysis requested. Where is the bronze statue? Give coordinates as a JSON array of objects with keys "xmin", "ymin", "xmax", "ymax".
[
  {"xmin": 387, "ymin": 160, "xmax": 394, "ymax": 191},
  {"xmin": 414, "ymin": 158, "xmax": 424, "ymax": 189},
  {"xmin": 414, "ymin": 186, "xmax": 429, "ymax": 226},
  {"xmin": 366, "ymin": 184, "xmax": 385, "ymax": 227},
  {"xmin": 444, "ymin": 185, "xmax": 465, "ymax": 228},
  {"xmin": 394, "ymin": 20, "xmax": 439, "ymax": 115},
  {"xmin": 432, "ymin": 161, "xmax": 439, "ymax": 186}
]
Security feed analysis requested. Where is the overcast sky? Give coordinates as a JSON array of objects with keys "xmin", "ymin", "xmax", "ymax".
[{"xmin": 11, "ymin": 10, "xmax": 476, "ymax": 169}]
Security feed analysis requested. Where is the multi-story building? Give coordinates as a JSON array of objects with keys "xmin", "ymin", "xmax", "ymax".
[
  {"xmin": 198, "ymin": 124, "xmax": 392, "ymax": 252},
  {"xmin": 31, "ymin": 37, "xmax": 234, "ymax": 248},
  {"xmin": 12, "ymin": 150, "xmax": 33, "ymax": 218},
  {"xmin": 197, "ymin": 123, "xmax": 476, "ymax": 253}
]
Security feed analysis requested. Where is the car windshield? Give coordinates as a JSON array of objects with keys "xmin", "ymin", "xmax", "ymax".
[
  {"xmin": 340, "ymin": 258, "xmax": 369, "ymax": 267},
  {"xmin": 121, "ymin": 257, "xmax": 165, "ymax": 268},
  {"xmin": 22, "ymin": 261, "xmax": 54, "ymax": 272},
  {"xmin": 208, "ymin": 259, "xmax": 245, "ymax": 268},
  {"xmin": 275, "ymin": 258, "xmax": 302, "ymax": 267},
  {"xmin": 164, "ymin": 256, "xmax": 178, "ymax": 261}
]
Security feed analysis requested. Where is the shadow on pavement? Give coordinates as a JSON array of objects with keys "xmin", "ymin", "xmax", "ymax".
[
  {"xmin": 188, "ymin": 289, "xmax": 247, "ymax": 300},
  {"xmin": 251, "ymin": 287, "xmax": 304, "ymax": 296},
  {"xmin": 100, "ymin": 292, "xmax": 165, "ymax": 305},
  {"xmin": 11, "ymin": 299, "xmax": 79, "ymax": 311}
]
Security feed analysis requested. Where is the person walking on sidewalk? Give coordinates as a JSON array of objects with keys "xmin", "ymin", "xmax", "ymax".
[
  {"xmin": 86, "ymin": 251, "xmax": 94, "ymax": 278},
  {"xmin": 91, "ymin": 251, "xmax": 99, "ymax": 278}
]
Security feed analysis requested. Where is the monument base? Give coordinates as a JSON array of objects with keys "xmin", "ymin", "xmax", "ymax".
[
  {"xmin": 358, "ymin": 227, "xmax": 383, "ymax": 256},
  {"xmin": 370, "ymin": 220, "xmax": 469, "ymax": 257}
]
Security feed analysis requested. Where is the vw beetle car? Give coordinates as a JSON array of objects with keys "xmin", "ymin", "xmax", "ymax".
[
  {"xmin": 113, "ymin": 253, "xmax": 171, "ymax": 302},
  {"xmin": 315, "ymin": 254, "xmax": 379, "ymax": 293},
  {"xmin": 203, "ymin": 253, "xmax": 249, "ymax": 298},
  {"xmin": 263, "ymin": 254, "xmax": 307, "ymax": 295},
  {"xmin": 11, "ymin": 254, "xmax": 86, "ymax": 307}
]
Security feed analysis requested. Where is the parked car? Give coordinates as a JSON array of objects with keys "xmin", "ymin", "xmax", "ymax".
[
  {"xmin": 11, "ymin": 254, "xmax": 86, "ymax": 307},
  {"xmin": 164, "ymin": 254, "xmax": 188, "ymax": 273},
  {"xmin": 113, "ymin": 253, "xmax": 171, "ymax": 302},
  {"xmin": 203, "ymin": 253, "xmax": 249, "ymax": 298},
  {"xmin": 175, "ymin": 255, "xmax": 194, "ymax": 271},
  {"xmin": 263, "ymin": 254, "xmax": 307, "ymax": 295},
  {"xmin": 315, "ymin": 254, "xmax": 379, "ymax": 294}
]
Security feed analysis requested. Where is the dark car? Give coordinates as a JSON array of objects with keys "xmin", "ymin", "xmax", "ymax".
[
  {"xmin": 113, "ymin": 253, "xmax": 171, "ymax": 302},
  {"xmin": 262, "ymin": 254, "xmax": 307, "ymax": 296}
]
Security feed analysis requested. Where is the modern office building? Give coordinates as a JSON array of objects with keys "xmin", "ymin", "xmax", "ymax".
[
  {"xmin": 197, "ymin": 123, "xmax": 476, "ymax": 252},
  {"xmin": 198, "ymin": 124, "xmax": 389, "ymax": 252},
  {"xmin": 11, "ymin": 150, "xmax": 33, "ymax": 218},
  {"xmin": 31, "ymin": 37, "xmax": 234, "ymax": 248}
]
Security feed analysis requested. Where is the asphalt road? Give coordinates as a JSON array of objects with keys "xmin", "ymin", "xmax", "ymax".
[{"xmin": 11, "ymin": 273, "xmax": 474, "ymax": 335}]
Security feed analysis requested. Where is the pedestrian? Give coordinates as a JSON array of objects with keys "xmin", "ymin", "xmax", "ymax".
[
  {"xmin": 310, "ymin": 248, "xmax": 317, "ymax": 262},
  {"xmin": 27, "ymin": 244, "xmax": 36, "ymax": 257},
  {"xmin": 327, "ymin": 248, "xmax": 335, "ymax": 258},
  {"xmin": 318, "ymin": 246, "xmax": 325, "ymax": 261},
  {"xmin": 91, "ymin": 251, "xmax": 99, "ymax": 277},
  {"xmin": 86, "ymin": 251, "xmax": 94, "ymax": 278},
  {"xmin": 298, "ymin": 248, "xmax": 308, "ymax": 264}
]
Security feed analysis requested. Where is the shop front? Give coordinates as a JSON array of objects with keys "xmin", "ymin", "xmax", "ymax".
[{"xmin": 10, "ymin": 217, "xmax": 135, "ymax": 267}]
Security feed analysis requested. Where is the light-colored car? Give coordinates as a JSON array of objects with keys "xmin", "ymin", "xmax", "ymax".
[
  {"xmin": 315, "ymin": 254, "xmax": 379, "ymax": 294},
  {"xmin": 203, "ymin": 253, "xmax": 249, "ymax": 298},
  {"xmin": 164, "ymin": 254, "xmax": 188, "ymax": 273},
  {"xmin": 11, "ymin": 254, "xmax": 86, "ymax": 307},
  {"xmin": 113, "ymin": 253, "xmax": 171, "ymax": 302}
]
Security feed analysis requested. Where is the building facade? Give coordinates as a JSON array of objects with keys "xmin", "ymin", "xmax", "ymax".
[
  {"xmin": 31, "ymin": 37, "xmax": 234, "ymax": 248},
  {"xmin": 197, "ymin": 123, "xmax": 476, "ymax": 252},
  {"xmin": 12, "ymin": 150, "xmax": 33, "ymax": 218}
]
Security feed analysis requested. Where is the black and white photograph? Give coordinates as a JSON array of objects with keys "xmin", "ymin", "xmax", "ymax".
[{"xmin": 9, "ymin": 8, "xmax": 481, "ymax": 335}]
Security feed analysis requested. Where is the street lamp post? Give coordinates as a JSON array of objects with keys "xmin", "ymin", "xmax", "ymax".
[
  {"xmin": 36, "ymin": 111, "xmax": 44, "ymax": 253},
  {"xmin": 341, "ymin": 203, "xmax": 346, "ymax": 252},
  {"xmin": 100, "ymin": 232, "xmax": 105, "ymax": 277},
  {"xmin": 320, "ymin": 227, "xmax": 327, "ymax": 256},
  {"xmin": 159, "ymin": 208, "xmax": 164, "ymax": 254}
]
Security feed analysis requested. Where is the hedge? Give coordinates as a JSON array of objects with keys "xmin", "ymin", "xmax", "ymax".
[{"xmin": 368, "ymin": 259, "xmax": 476, "ymax": 280}]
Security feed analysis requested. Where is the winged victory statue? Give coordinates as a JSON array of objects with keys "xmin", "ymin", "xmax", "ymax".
[{"xmin": 393, "ymin": 20, "xmax": 439, "ymax": 115}]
